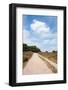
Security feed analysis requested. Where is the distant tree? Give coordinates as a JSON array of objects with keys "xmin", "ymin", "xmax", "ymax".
[{"xmin": 52, "ymin": 50, "xmax": 57, "ymax": 53}]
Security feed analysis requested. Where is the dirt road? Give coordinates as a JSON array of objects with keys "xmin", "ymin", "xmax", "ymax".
[{"xmin": 23, "ymin": 53, "xmax": 53, "ymax": 75}]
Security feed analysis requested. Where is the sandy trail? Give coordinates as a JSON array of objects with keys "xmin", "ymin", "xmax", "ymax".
[{"xmin": 23, "ymin": 53, "xmax": 53, "ymax": 75}]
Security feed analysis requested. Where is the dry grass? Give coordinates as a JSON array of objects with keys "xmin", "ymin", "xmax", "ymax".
[
  {"xmin": 39, "ymin": 53, "xmax": 57, "ymax": 73},
  {"xmin": 46, "ymin": 61, "xmax": 57, "ymax": 73},
  {"xmin": 23, "ymin": 51, "xmax": 33, "ymax": 68},
  {"xmin": 39, "ymin": 52, "xmax": 57, "ymax": 63},
  {"xmin": 39, "ymin": 54, "xmax": 57, "ymax": 73}
]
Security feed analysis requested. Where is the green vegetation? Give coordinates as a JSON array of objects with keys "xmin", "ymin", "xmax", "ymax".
[
  {"xmin": 23, "ymin": 43, "xmax": 57, "ymax": 69},
  {"xmin": 23, "ymin": 44, "xmax": 41, "ymax": 52},
  {"xmin": 23, "ymin": 43, "xmax": 41, "ymax": 68}
]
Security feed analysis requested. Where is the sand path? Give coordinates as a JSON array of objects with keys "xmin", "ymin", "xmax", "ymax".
[{"xmin": 23, "ymin": 53, "xmax": 53, "ymax": 75}]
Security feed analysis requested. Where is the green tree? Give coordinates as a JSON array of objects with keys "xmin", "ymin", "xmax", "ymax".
[
  {"xmin": 52, "ymin": 50, "xmax": 57, "ymax": 53},
  {"xmin": 23, "ymin": 43, "xmax": 41, "ymax": 52}
]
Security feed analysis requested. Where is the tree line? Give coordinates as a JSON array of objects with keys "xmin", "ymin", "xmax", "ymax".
[
  {"xmin": 23, "ymin": 43, "xmax": 57, "ymax": 53},
  {"xmin": 23, "ymin": 43, "xmax": 41, "ymax": 52}
]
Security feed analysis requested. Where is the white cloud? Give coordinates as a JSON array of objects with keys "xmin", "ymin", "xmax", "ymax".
[
  {"xmin": 23, "ymin": 19, "xmax": 57, "ymax": 52},
  {"xmin": 30, "ymin": 19, "xmax": 57, "ymax": 40},
  {"xmin": 41, "ymin": 32, "xmax": 57, "ymax": 39},
  {"xmin": 30, "ymin": 19, "xmax": 50, "ymax": 33}
]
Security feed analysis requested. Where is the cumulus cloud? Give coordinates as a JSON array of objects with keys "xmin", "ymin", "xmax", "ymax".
[
  {"xmin": 23, "ymin": 19, "xmax": 57, "ymax": 52},
  {"xmin": 30, "ymin": 19, "xmax": 57, "ymax": 39},
  {"xmin": 30, "ymin": 19, "xmax": 50, "ymax": 33}
]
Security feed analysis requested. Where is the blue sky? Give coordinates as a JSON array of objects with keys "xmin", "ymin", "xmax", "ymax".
[{"xmin": 23, "ymin": 15, "xmax": 57, "ymax": 52}]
